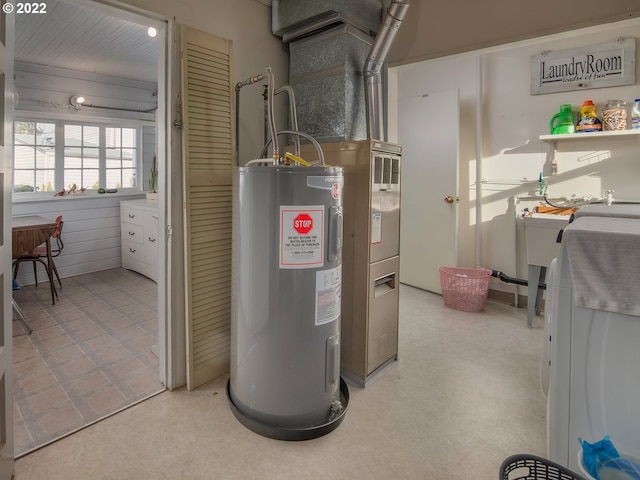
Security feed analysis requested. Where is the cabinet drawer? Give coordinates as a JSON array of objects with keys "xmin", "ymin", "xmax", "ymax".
[
  {"xmin": 121, "ymin": 223, "xmax": 143, "ymax": 244},
  {"xmin": 121, "ymin": 206, "xmax": 144, "ymax": 226},
  {"xmin": 122, "ymin": 239, "xmax": 145, "ymax": 262}
]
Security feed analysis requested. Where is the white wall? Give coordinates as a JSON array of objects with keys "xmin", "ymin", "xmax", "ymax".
[
  {"xmin": 14, "ymin": 62, "xmax": 159, "ymax": 190},
  {"xmin": 12, "ymin": 193, "xmax": 145, "ymax": 286},
  {"xmin": 14, "ymin": 62, "xmax": 157, "ymax": 122},
  {"xmin": 392, "ymin": 18, "xmax": 640, "ymax": 297},
  {"xmin": 117, "ymin": 0, "xmax": 289, "ymax": 164}
]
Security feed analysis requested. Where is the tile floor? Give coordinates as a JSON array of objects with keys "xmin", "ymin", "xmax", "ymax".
[
  {"xmin": 15, "ymin": 284, "xmax": 549, "ymax": 480},
  {"xmin": 12, "ymin": 268, "xmax": 165, "ymax": 457}
]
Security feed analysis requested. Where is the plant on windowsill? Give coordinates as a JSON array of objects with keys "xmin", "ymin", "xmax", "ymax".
[{"xmin": 146, "ymin": 156, "xmax": 158, "ymax": 200}]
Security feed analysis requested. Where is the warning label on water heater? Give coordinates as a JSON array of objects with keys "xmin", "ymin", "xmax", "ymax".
[
  {"xmin": 280, "ymin": 205, "xmax": 324, "ymax": 269},
  {"xmin": 316, "ymin": 266, "xmax": 341, "ymax": 326}
]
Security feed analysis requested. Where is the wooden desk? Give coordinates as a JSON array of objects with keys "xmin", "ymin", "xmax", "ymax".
[{"xmin": 12, "ymin": 215, "xmax": 58, "ymax": 304}]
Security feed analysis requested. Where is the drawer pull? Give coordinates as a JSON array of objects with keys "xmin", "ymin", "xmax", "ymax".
[
  {"xmin": 128, "ymin": 213, "xmax": 135, "ymax": 218},
  {"xmin": 128, "ymin": 231, "xmax": 135, "ymax": 236},
  {"xmin": 148, "ymin": 237, "xmax": 156, "ymax": 243},
  {"xmin": 129, "ymin": 248, "xmax": 136, "ymax": 253}
]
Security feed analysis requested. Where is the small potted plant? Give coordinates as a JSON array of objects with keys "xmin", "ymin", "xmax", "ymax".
[{"xmin": 147, "ymin": 155, "xmax": 158, "ymax": 200}]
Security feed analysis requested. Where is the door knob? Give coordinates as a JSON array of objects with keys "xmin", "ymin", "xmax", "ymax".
[{"xmin": 444, "ymin": 195, "xmax": 456, "ymax": 204}]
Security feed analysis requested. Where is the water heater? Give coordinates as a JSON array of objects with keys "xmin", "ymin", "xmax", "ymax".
[{"xmin": 228, "ymin": 164, "xmax": 349, "ymax": 440}]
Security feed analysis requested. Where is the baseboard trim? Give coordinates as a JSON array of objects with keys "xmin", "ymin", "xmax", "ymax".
[{"xmin": 488, "ymin": 289, "xmax": 529, "ymax": 308}]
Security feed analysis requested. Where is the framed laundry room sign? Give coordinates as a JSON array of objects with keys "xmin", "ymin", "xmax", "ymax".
[{"xmin": 530, "ymin": 38, "xmax": 635, "ymax": 95}]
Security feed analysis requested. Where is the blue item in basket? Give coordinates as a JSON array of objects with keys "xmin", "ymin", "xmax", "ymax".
[{"xmin": 580, "ymin": 436, "xmax": 620, "ymax": 479}]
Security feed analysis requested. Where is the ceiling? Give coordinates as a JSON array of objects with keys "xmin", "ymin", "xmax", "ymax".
[
  {"xmin": 15, "ymin": 0, "xmax": 159, "ymax": 84},
  {"xmin": 14, "ymin": 0, "xmax": 639, "ymax": 86}
]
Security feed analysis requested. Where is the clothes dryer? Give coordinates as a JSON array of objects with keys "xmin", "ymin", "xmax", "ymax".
[{"xmin": 547, "ymin": 206, "xmax": 640, "ymax": 472}]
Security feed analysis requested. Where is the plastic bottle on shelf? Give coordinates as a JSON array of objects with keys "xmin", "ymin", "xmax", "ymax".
[
  {"xmin": 632, "ymin": 99, "xmax": 640, "ymax": 129},
  {"xmin": 576, "ymin": 100, "xmax": 602, "ymax": 133}
]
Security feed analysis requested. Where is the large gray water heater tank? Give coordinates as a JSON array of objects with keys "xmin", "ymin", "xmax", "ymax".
[{"xmin": 227, "ymin": 164, "xmax": 349, "ymax": 440}]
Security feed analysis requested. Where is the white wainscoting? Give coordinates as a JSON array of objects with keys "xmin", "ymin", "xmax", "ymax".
[{"xmin": 12, "ymin": 193, "xmax": 146, "ymax": 286}]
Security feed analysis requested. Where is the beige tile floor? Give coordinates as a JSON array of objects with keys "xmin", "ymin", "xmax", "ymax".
[
  {"xmin": 12, "ymin": 268, "xmax": 164, "ymax": 457},
  {"xmin": 15, "ymin": 284, "xmax": 548, "ymax": 480}
]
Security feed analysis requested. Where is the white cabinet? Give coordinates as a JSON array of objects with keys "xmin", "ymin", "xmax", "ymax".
[{"xmin": 120, "ymin": 199, "xmax": 159, "ymax": 282}]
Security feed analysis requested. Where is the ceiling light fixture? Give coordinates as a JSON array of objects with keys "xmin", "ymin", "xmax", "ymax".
[
  {"xmin": 147, "ymin": 27, "xmax": 157, "ymax": 38},
  {"xmin": 70, "ymin": 95, "xmax": 85, "ymax": 108}
]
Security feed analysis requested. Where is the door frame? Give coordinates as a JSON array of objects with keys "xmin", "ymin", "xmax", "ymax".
[{"xmin": 1, "ymin": 6, "xmax": 16, "ymax": 477}]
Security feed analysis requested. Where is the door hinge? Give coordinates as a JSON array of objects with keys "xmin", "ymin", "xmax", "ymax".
[{"xmin": 174, "ymin": 95, "xmax": 183, "ymax": 129}]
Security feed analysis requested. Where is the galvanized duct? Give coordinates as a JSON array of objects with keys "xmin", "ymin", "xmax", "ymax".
[{"xmin": 272, "ymin": 0, "xmax": 409, "ymax": 143}]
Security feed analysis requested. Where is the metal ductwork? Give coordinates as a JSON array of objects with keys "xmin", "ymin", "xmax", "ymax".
[
  {"xmin": 364, "ymin": 0, "xmax": 410, "ymax": 141},
  {"xmin": 273, "ymin": 0, "xmax": 410, "ymax": 143}
]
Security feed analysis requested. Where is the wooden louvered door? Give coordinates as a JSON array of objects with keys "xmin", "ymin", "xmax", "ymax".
[{"xmin": 180, "ymin": 26, "xmax": 234, "ymax": 390}]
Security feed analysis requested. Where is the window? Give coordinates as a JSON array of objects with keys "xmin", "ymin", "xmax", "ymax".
[
  {"xmin": 14, "ymin": 121, "xmax": 55, "ymax": 192},
  {"xmin": 64, "ymin": 125, "xmax": 100, "ymax": 190},
  {"xmin": 106, "ymin": 127, "xmax": 137, "ymax": 189},
  {"xmin": 14, "ymin": 120, "xmax": 141, "ymax": 194}
]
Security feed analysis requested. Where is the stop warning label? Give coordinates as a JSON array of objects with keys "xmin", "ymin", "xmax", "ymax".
[
  {"xmin": 293, "ymin": 213, "xmax": 313, "ymax": 234},
  {"xmin": 280, "ymin": 205, "xmax": 324, "ymax": 269}
]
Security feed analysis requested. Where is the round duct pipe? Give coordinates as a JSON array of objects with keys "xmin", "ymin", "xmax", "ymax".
[{"xmin": 364, "ymin": 0, "xmax": 411, "ymax": 141}]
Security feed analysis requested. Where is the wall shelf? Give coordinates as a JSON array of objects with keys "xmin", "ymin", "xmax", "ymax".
[
  {"xmin": 540, "ymin": 128, "xmax": 640, "ymax": 175},
  {"xmin": 540, "ymin": 129, "xmax": 640, "ymax": 142}
]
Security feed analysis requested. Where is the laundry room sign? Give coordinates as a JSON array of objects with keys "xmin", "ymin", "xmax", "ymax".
[{"xmin": 530, "ymin": 38, "xmax": 635, "ymax": 95}]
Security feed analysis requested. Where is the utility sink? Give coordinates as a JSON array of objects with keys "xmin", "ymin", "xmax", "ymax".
[
  {"xmin": 523, "ymin": 213, "xmax": 570, "ymax": 267},
  {"xmin": 523, "ymin": 212, "xmax": 571, "ymax": 327}
]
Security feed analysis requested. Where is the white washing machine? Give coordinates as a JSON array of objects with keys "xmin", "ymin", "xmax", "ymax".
[{"xmin": 547, "ymin": 205, "xmax": 640, "ymax": 472}]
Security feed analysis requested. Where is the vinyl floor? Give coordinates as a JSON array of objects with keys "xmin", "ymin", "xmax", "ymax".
[
  {"xmin": 15, "ymin": 284, "xmax": 548, "ymax": 479},
  {"xmin": 12, "ymin": 267, "xmax": 164, "ymax": 457}
]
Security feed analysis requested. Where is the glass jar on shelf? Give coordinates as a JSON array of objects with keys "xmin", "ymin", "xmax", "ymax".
[{"xmin": 602, "ymin": 100, "xmax": 627, "ymax": 130}]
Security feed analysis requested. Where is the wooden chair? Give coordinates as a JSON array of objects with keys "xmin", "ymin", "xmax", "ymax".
[{"xmin": 12, "ymin": 215, "xmax": 64, "ymax": 301}]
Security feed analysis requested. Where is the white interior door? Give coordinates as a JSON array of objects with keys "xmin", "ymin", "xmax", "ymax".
[
  {"xmin": 398, "ymin": 90, "xmax": 459, "ymax": 293},
  {"xmin": 0, "ymin": 6, "xmax": 14, "ymax": 477}
]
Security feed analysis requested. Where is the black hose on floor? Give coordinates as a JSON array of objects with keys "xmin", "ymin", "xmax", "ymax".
[{"xmin": 491, "ymin": 269, "xmax": 546, "ymax": 290}]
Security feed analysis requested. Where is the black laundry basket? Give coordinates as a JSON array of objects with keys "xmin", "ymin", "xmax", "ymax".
[{"xmin": 500, "ymin": 454, "xmax": 588, "ymax": 480}]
